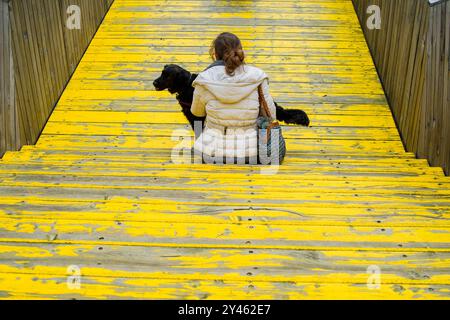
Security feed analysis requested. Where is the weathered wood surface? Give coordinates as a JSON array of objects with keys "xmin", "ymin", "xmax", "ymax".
[
  {"xmin": 0, "ymin": 0, "xmax": 114, "ymax": 157},
  {"xmin": 352, "ymin": 0, "xmax": 450, "ymax": 175},
  {"xmin": 0, "ymin": 0, "xmax": 450, "ymax": 299}
]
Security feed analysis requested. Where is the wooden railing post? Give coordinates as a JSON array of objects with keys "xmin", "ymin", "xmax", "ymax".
[{"xmin": 0, "ymin": 0, "xmax": 18, "ymax": 157}]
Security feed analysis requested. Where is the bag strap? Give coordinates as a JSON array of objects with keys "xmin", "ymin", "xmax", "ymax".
[{"xmin": 258, "ymin": 84, "xmax": 273, "ymax": 121}]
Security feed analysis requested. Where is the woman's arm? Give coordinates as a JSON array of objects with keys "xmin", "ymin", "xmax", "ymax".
[
  {"xmin": 261, "ymin": 79, "xmax": 277, "ymax": 119},
  {"xmin": 191, "ymin": 86, "xmax": 207, "ymax": 117}
]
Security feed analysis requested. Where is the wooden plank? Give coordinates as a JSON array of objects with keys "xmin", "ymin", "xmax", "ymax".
[
  {"xmin": 0, "ymin": 200, "xmax": 448, "ymax": 228},
  {"xmin": 3, "ymin": 160, "xmax": 446, "ymax": 183},
  {"xmin": 0, "ymin": 244, "xmax": 448, "ymax": 286},
  {"xmin": 52, "ymin": 101, "xmax": 392, "ymax": 115},
  {"xmin": 70, "ymin": 70, "xmax": 382, "ymax": 86},
  {"xmin": 66, "ymin": 79, "xmax": 384, "ymax": 94},
  {"xmin": 0, "ymin": 184, "xmax": 449, "ymax": 211},
  {"xmin": 80, "ymin": 52, "xmax": 375, "ymax": 66},
  {"xmin": 0, "ymin": 169, "xmax": 449, "ymax": 199},
  {"xmin": 88, "ymin": 38, "xmax": 370, "ymax": 50},
  {"xmin": 1, "ymin": 215, "xmax": 450, "ymax": 250},
  {"xmin": 75, "ymin": 61, "xmax": 379, "ymax": 75},
  {"xmin": 1, "ymin": 147, "xmax": 429, "ymax": 166},
  {"xmin": 1, "ymin": 271, "xmax": 448, "ymax": 300},
  {"xmin": 46, "ymin": 110, "xmax": 395, "ymax": 127}
]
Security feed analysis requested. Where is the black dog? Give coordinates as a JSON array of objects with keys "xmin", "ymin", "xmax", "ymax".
[{"xmin": 153, "ymin": 64, "xmax": 310, "ymax": 130}]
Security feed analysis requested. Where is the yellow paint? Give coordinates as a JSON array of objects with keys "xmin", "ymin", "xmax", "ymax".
[{"xmin": 0, "ymin": 0, "xmax": 449, "ymax": 300}]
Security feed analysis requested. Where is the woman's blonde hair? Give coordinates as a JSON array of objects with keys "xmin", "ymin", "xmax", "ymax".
[{"xmin": 210, "ymin": 32, "xmax": 245, "ymax": 76}]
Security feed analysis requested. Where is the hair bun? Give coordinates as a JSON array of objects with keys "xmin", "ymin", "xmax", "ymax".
[{"xmin": 211, "ymin": 32, "xmax": 245, "ymax": 75}]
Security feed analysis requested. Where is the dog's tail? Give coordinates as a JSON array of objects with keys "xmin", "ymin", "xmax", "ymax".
[{"xmin": 276, "ymin": 104, "xmax": 310, "ymax": 127}]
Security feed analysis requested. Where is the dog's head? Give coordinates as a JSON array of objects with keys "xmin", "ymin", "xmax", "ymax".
[{"xmin": 153, "ymin": 64, "xmax": 191, "ymax": 94}]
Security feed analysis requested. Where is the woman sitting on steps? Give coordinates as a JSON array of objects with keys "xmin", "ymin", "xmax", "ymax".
[{"xmin": 191, "ymin": 32, "xmax": 280, "ymax": 165}]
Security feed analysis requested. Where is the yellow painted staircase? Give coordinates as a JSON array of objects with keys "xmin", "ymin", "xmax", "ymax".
[{"xmin": 0, "ymin": 0, "xmax": 449, "ymax": 299}]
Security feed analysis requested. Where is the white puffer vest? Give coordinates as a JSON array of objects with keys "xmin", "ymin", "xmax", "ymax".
[{"xmin": 191, "ymin": 64, "xmax": 277, "ymax": 159}]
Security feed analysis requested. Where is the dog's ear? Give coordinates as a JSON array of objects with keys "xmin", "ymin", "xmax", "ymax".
[
  {"xmin": 175, "ymin": 67, "xmax": 191, "ymax": 84},
  {"xmin": 168, "ymin": 67, "xmax": 190, "ymax": 94}
]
